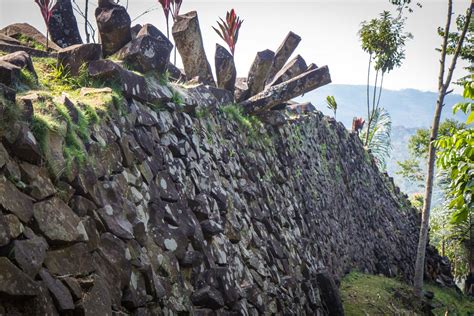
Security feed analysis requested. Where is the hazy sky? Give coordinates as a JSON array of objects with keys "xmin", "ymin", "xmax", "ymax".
[{"xmin": 0, "ymin": 0, "xmax": 471, "ymax": 93}]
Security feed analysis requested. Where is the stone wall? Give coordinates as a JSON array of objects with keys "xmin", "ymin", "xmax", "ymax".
[{"xmin": 0, "ymin": 86, "xmax": 421, "ymax": 315}]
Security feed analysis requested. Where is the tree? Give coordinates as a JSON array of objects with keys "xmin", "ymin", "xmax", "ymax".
[
  {"xmin": 358, "ymin": 11, "xmax": 412, "ymax": 169},
  {"xmin": 413, "ymin": 0, "xmax": 472, "ymax": 298}
]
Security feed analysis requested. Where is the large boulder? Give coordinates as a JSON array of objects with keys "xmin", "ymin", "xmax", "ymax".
[
  {"xmin": 57, "ymin": 43, "xmax": 102, "ymax": 75},
  {"xmin": 0, "ymin": 175, "xmax": 34, "ymax": 223},
  {"xmin": 33, "ymin": 197, "xmax": 88, "ymax": 244},
  {"xmin": 215, "ymin": 44, "xmax": 236, "ymax": 94},
  {"xmin": 0, "ymin": 257, "xmax": 39, "ymax": 297},
  {"xmin": 172, "ymin": 11, "xmax": 215, "ymax": 86},
  {"xmin": 115, "ymin": 34, "xmax": 173, "ymax": 73},
  {"xmin": 48, "ymin": 0, "xmax": 83, "ymax": 48},
  {"xmin": 0, "ymin": 60, "xmax": 20, "ymax": 86},
  {"xmin": 0, "ymin": 51, "xmax": 36, "ymax": 78},
  {"xmin": 0, "ymin": 23, "xmax": 62, "ymax": 52},
  {"xmin": 95, "ymin": 1, "xmax": 132, "ymax": 56}
]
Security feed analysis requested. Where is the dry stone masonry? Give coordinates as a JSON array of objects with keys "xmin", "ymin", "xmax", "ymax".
[{"xmin": 0, "ymin": 2, "xmax": 454, "ymax": 315}]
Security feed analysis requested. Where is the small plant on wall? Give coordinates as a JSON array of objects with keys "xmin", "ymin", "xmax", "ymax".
[
  {"xmin": 34, "ymin": 0, "xmax": 57, "ymax": 51},
  {"xmin": 213, "ymin": 9, "xmax": 244, "ymax": 56}
]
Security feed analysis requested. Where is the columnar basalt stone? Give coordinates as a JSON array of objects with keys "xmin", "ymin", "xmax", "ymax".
[
  {"xmin": 57, "ymin": 43, "xmax": 102, "ymax": 76},
  {"xmin": 115, "ymin": 34, "xmax": 173, "ymax": 73},
  {"xmin": 95, "ymin": 1, "xmax": 132, "ymax": 56},
  {"xmin": 0, "ymin": 60, "xmax": 21, "ymax": 86},
  {"xmin": 215, "ymin": 44, "xmax": 236, "ymax": 94},
  {"xmin": 0, "ymin": 51, "xmax": 36, "ymax": 78},
  {"xmin": 265, "ymin": 31, "xmax": 301, "ymax": 84},
  {"xmin": 267, "ymin": 54, "xmax": 307, "ymax": 87},
  {"xmin": 287, "ymin": 101, "xmax": 316, "ymax": 114},
  {"xmin": 247, "ymin": 49, "xmax": 275, "ymax": 97},
  {"xmin": 47, "ymin": 0, "xmax": 83, "ymax": 48},
  {"xmin": 241, "ymin": 65, "xmax": 331, "ymax": 113},
  {"xmin": 172, "ymin": 11, "xmax": 215, "ymax": 86}
]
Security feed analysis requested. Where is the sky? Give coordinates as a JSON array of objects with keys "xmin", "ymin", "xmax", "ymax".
[{"xmin": 0, "ymin": 0, "xmax": 471, "ymax": 93}]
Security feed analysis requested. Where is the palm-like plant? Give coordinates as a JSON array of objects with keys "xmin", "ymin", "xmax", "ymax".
[
  {"xmin": 359, "ymin": 107, "xmax": 392, "ymax": 170},
  {"xmin": 212, "ymin": 9, "xmax": 243, "ymax": 56},
  {"xmin": 158, "ymin": 0, "xmax": 182, "ymax": 38},
  {"xmin": 34, "ymin": 0, "xmax": 57, "ymax": 51},
  {"xmin": 326, "ymin": 95, "xmax": 338, "ymax": 119}
]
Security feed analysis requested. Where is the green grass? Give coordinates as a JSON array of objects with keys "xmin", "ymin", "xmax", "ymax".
[
  {"xmin": 341, "ymin": 272, "xmax": 474, "ymax": 315},
  {"xmin": 13, "ymin": 34, "xmax": 46, "ymax": 51}
]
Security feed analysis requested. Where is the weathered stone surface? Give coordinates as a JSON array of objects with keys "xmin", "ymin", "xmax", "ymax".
[
  {"xmin": 0, "ymin": 257, "xmax": 39, "ymax": 297},
  {"xmin": 76, "ymin": 275, "xmax": 112, "ymax": 316},
  {"xmin": 95, "ymin": 1, "xmax": 132, "ymax": 56},
  {"xmin": 115, "ymin": 34, "xmax": 173, "ymax": 73},
  {"xmin": 12, "ymin": 237, "xmax": 48, "ymax": 277},
  {"xmin": 0, "ymin": 175, "xmax": 34, "ymax": 223},
  {"xmin": 265, "ymin": 31, "xmax": 301, "ymax": 84},
  {"xmin": 215, "ymin": 44, "xmax": 236, "ymax": 94},
  {"xmin": 39, "ymin": 268, "xmax": 75, "ymax": 311},
  {"xmin": 0, "ymin": 51, "xmax": 36, "ymax": 77},
  {"xmin": 316, "ymin": 270, "xmax": 344, "ymax": 316},
  {"xmin": 97, "ymin": 205, "xmax": 134, "ymax": 239},
  {"xmin": 0, "ymin": 82, "xmax": 16, "ymax": 104},
  {"xmin": 287, "ymin": 101, "xmax": 316, "ymax": 114},
  {"xmin": 0, "ymin": 59, "xmax": 20, "ymax": 86},
  {"xmin": 88, "ymin": 59, "xmax": 171, "ymax": 103},
  {"xmin": 48, "ymin": 0, "xmax": 83, "ymax": 48},
  {"xmin": 20, "ymin": 162, "xmax": 56, "ymax": 200},
  {"xmin": 191, "ymin": 286, "xmax": 225, "ymax": 310},
  {"xmin": 44, "ymin": 242, "xmax": 94, "ymax": 276},
  {"xmin": 58, "ymin": 43, "xmax": 102, "ymax": 75},
  {"xmin": 267, "ymin": 54, "xmax": 307, "ymax": 87},
  {"xmin": 241, "ymin": 66, "xmax": 331, "ymax": 113},
  {"xmin": 5, "ymin": 124, "xmax": 42, "ymax": 164},
  {"xmin": 247, "ymin": 49, "xmax": 274, "ymax": 97},
  {"xmin": 172, "ymin": 11, "xmax": 215, "ymax": 86},
  {"xmin": 0, "ymin": 23, "xmax": 62, "ymax": 51},
  {"xmin": 33, "ymin": 197, "xmax": 86, "ymax": 244},
  {"xmin": 234, "ymin": 77, "xmax": 249, "ymax": 102}
]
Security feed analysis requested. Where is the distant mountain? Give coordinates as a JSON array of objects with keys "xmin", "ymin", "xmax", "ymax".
[{"xmin": 301, "ymin": 84, "xmax": 467, "ymax": 128}]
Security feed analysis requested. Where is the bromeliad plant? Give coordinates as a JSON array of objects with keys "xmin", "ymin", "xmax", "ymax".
[
  {"xmin": 213, "ymin": 9, "xmax": 243, "ymax": 56},
  {"xmin": 34, "ymin": 0, "xmax": 57, "ymax": 51}
]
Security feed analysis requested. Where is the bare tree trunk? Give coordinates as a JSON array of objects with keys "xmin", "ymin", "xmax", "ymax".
[
  {"xmin": 365, "ymin": 69, "xmax": 379, "ymax": 146},
  {"xmin": 413, "ymin": 0, "xmax": 471, "ymax": 298},
  {"xmin": 365, "ymin": 54, "xmax": 372, "ymax": 146},
  {"xmin": 85, "ymin": 0, "xmax": 90, "ymax": 43}
]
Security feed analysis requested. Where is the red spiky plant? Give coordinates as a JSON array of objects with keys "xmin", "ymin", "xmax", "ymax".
[
  {"xmin": 352, "ymin": 117, "xmax": 366, "ymax": 135},
  {"xmin": 158, "ymin": 0, "xmax": 182, "ymax": 38},
  {"xmin": 158, "ymin": 0, "xmax": 182, "ymax": 65},
  {"xmin": 34, "ymin": 0, "xmax": 57, "ymax": 51},
  {"xmin": 212, "ymin": 9, "xmax": 243, "ymax": 56}
]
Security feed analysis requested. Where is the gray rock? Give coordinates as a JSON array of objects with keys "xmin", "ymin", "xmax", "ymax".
[
  {"xmin": 33, "ymin": 197, "xmax": 87, "ymax": 244},
  {"xmin": 95, "ymin": 1, "xmax": 132, "ymax": 56},
  {"xmin": 19, "ymin": 162, "xmax": 56, "ymax": 200},
  {"xmin": 76, "ymin": 275, "xmax": 112, "ymax": 316},
  {"xmin": 265, "ymin": 31, "xmax": 301, "ymax": 84},
  {"xmin": 191, "ymin": 286, "xmax": 225, "ymax": 310},
  {"xmin": 39, "ymin": 268, "xmax": 75, "ymax": 311},
  {"xmin": 172, "ymin": 11, "xmax": 215, "ymax": 86},
  {"xmin": 12, "ymin": 237, "xmax": 48, "ymax": 277},
  {"xmin": 0, "ymin": 175, "xmax": 34, "ymax": 223},
  {"xmin": 0, "ymin": 59, "xmax": 20, "ymax": 86},
  {"xmin": 0, "ymin": 257, "xmax": 39, "ymax": 297},
  {"xmin": 241, "ymin": 66, "xmax": 331, "ymax": 114},
  {"xmin": 97, "ymin": 205, "xmax": 134, "ymax": 240},
  {"xmin": 215, "ymin": 44, "xmax": 236, "ymax": 94},
  {"xmin": 115, "ymin": 34, "xmax": 173, "ymax": 73},
  {"xmin": 57, "ymin": 43, "xmax": 102, "ymax": 76},
  {"xmin": 48, "ymin": 0, "xmax": 83, "ymax": 48},
  {"xmin": 267, "ymin": 54, "xmax": 307, "ymax": 87},
  {"xmin": 0, "ymin": 23, "xmax": 62, "ymax": 52},
  {"xmin": 44, "ymin": 242, "xmax": 94, "ymax": 276},
  {"xmin": 247, "ymin": 49, "xmax": 274, "ymax": 97},
  {"xmin": 0, "ymin": 51, "xmax": 36, "ymax": 78}
]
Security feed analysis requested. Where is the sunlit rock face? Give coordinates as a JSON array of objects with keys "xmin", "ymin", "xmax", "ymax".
[{"xmin": 0, "ymin": 77, "xmax": 423, "ymax": 314}]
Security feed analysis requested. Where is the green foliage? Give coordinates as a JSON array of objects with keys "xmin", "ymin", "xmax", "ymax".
[
  {"xmin": 435, "ymin": 78, "xmax": 473, "ymax": 225},
  {"xmin": 159, "ymin": 70, "xmax": 170, "ymax": 86},
  {"xmin": 397, "ymin": 158, "xmax": 424, "ymax": 184},
  {"xmin": 359, "ymin": 107, "xmax": 392, "ymax": 170},
  {"xmin": 171, "ymin": 90, "xmax": 184, "ymax": 106},
  {"xmin": 359, "ymin": 11, "xmax": 412, "ymax": 74},
  {"xmin": 325, "ymin": 95, "xmax": 338, "ymax": 119},
  {"xmin": 14, "ymin": 34, "xmax": 46, "ymax": 51},
  {"xmin": 341, "ymin": 272, "xmax": 474, "ymax": 315},
  {"xmin": 220, "ymin": 104, "xmax": 268, "ymax": 145}
]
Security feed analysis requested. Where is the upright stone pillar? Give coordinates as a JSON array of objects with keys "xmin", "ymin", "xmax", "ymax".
[{"xmin": 48, "ymin": 0, "xmax": 83, "ymax": 48}]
